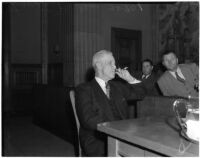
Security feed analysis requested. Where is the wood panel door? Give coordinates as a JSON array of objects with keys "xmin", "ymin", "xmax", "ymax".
[{"xmin": 111, "ymin": 27, "xmax": 142, "ymax": 73}]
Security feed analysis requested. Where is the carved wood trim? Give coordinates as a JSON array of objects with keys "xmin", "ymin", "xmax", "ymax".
[{"xmin": 11, "ymin": 64, "xmax": 42, "ymax": 89}]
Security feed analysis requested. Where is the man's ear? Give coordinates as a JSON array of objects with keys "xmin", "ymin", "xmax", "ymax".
[{"xmin": 96, "ymin": 62, "xmax": 102, "ymax": 70}]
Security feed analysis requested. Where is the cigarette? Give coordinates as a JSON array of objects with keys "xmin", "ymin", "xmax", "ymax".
[{"xmin": 115, "ymin": 67, "xmax": 128, "ymax": 73}]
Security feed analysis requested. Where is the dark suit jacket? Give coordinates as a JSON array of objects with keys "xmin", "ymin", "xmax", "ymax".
[
  {"xmin": 75, "ymin": 79, "xmax": 145, "ymax": 156},
  {"xmin": 157, "ymin": 63, "xmax": 199, "ymax": 98},
  {"xmin": 135, "ymin": 72, "xmax": 160, "ymax": 96}
]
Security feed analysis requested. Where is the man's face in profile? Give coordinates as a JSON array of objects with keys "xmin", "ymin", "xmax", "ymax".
[{"xmin": 101, "ymin": 54, "xmax": 116, "ymax": 81}]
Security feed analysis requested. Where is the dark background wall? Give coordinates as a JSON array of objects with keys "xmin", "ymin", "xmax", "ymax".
[
  {"xmin": 2, "ymin": 2, "xmax": 199, "ymax": 154},
  {"xmin": 2, "ymin": 2, "xmax": 199, "ymax": 119},
  {"xmin": 11, "ymin": 3, "xmax": 41, "ymax": 64},
  {"xmin": 101, "ymin": 4, "xmax": 153, "ymax": 59}
]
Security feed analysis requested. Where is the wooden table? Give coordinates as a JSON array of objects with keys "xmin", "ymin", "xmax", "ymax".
[{"xmin": 97, "ymin": 117, "xmax": 199, "ymax": 157}]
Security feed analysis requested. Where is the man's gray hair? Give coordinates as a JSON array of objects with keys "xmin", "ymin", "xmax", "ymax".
[{"xmin": 92, "ymin": 50, "xmax": 112, "ymax": 68}]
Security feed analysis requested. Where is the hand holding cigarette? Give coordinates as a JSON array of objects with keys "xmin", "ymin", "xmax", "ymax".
[
  {"xmin": 115, "ymin": 67, "xmax": 128, "ymax": 73},
  {"xmin": 115, "ymin": 67, "xmax": 136, "ymax": 83}
]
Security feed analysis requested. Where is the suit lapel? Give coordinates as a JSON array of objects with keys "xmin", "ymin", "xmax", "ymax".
[
  {"xmin": 167, "ymin": 66, "xmax": 191, "ymax": 83},
  {"xmin": 166, "ymin": 70, "xmax": 188, "ymax": 88},
  {"xmin": 91, "ymin": 79, "xmax": 107, "ymax": 98},
  {"xmin": 91, "ymin": 79, "xmax": 115, "ymax": 121},
  {"xmin": 109, "ymin": 82, "xmax": 127, "ymax": 119},
  {"xmin": 139, "ymin": 73, "xmax": 143, "ymax": 80},
  {"xmin": 166, "ymin": 71, "xmax": 179, "ymax": 82},
  {"xmin": 179, "ymin": 66, "xmax": 192, "ymax": 83}
]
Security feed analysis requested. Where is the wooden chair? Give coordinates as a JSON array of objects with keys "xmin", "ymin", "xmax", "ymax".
[{"xmin": 69, "ymin": 90, "xmax": 82, "ymax": 156}]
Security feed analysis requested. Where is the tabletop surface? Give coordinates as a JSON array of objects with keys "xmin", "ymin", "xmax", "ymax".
[{"xmin": 97, "ymin": 117, "xmax": 199, "ymax": 157}]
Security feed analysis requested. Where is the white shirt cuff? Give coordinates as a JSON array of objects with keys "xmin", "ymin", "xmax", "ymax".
[{"xmin": 129, "ymin": 79, "xmax": 141, "ymax": 84}]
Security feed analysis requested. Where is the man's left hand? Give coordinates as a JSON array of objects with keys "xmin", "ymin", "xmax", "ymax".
[{"xmin": 115, "ymin": 68, "xmax": 136, "ymax": 83}]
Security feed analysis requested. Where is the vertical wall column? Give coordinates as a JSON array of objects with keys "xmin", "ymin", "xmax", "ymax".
[
  {"xmin": 2, "ymin": 3, "xmax": 12, "ymax": 112},
  {"xmin": 41, "ymin": 3, "xmax": 48, "ymax": 84},
  {"xmin": 151, "ymin": 4, "xmax": 159, "ymax": 63},
  {"xmin": 62, "ymin": 3, "xmax": 74, "ymax": 86},
  {"xmin": 74, "ymin": 4, "xmax": 103, "ymax": 85}
]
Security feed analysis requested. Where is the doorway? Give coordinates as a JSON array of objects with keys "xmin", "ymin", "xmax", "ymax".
[{"xmin": 111, "ymin": 27, "xmax": 142, "ymax": 74}]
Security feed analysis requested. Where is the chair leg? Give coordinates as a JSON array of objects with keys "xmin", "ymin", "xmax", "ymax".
[{"xmin": 78, "ymin": 145, "xmax": 82, "ymax": 157}]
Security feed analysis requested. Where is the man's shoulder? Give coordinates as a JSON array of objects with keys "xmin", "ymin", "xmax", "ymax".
[
  {"xmin": 149, "ymin": 73, "xmax": 158, "ymax": 79},
  {"xmin": 110, "ymin": 79, "xmax": 128, "ymax": 87},
  {"xmin": 157, "ymin": 71, "xmax": 170, "ymax": 82},
  {"xmin": 76, "ymin": 80, "xmax": 95, "ymax": 91},
  {"xmin": 134, "ymin": 71, "xmax": 142, "ymax": 79},
  {"xmin": 179, "ymin": 63, "xmax": 197, "ymax": 69},
  {"xmin": 109, "ymin": 80, "xmax": 131, "ymax": 92}
]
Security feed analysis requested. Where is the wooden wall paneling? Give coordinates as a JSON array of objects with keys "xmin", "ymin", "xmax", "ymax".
[
  {"xmin": 10, "ymin": 64, "xmax": 42, "ymax": 113},
  {"xmin": 62, "ymin": 3, "xmax": 74, "ymax": 86},
  {"xmin": 11, "ymin": 64, "xmax": 42, "ymax": 87},
  {"xmin": 10, "ymin": 3, "xmax": 41, "ymax": 64},
  {"xmin": 41, "ymin": 3, "xmax": 48, "ymax": 84},
  {"xmin": 46, "ymin": 3, "xmax": 74, "ymax": 86},
  {"xmin": 74, "ymin": 4, "xmax": 102, "ymax": 85},
  {"xmin": 151, "ymin": 4, "xmax": 159, "ymax": 63},
  {"xmin": 48, "ymin": 63, "xmax": 63, "ymax": 85},
  {"xmin": 2, "ymin": 3, "xmax": 12, "ymax": 113}
]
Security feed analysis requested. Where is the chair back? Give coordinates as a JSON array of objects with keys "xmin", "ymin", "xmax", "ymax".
[{"xmin": 69, "ymin": 90, "xmax": 82, "ymax": 156}]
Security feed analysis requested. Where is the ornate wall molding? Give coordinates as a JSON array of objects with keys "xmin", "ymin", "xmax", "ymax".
[{"xmin": 108, "ymin": 4, "xmax": 143, "ymax": 13}]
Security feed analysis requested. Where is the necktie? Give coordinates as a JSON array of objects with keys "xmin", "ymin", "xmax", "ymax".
[
  {"xmin": 175, "ymin": 71, "xmax": 185, "ymax": 83},
  {"xmin": 142, "ymin": 75, "xmax": 147, "ymax": 80},
  {"xmin": 105, "ymin": 82, "xmax": 110, "ymax": 99}
]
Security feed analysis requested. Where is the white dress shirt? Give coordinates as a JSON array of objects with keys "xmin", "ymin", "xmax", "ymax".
[
  {"xmin": 169, "ymin": 67, "xmax": 185, "ymax": 80},
  {"xmin": 95, "ymin": 77, "xmax": 107, "ymax": 95},
  {"xmin": 95, "ymin": 76, "xmax": 141, "ymax": 95},
  {"xmin": 142, "ymin": 74, "xmax": 150, "ymax": 79}
]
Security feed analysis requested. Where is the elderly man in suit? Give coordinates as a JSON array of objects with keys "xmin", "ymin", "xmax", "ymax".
[
  {"xmin": 75, "ymin": 50, "xmax": 146, "ymax": 156},
  {"xmin": 136, "ymin": 59, "xmax": 160, "ymax": 95},
  {"xmin": 157, "ymin": 51, "xmax": 199, "ymax": 98}
]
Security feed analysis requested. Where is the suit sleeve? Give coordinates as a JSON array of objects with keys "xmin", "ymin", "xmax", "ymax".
[
  {"xmin": 75, "ymin": 85, "xmax": 105, "ymax": 130},
  {"xmin": 117, "ymin": 81, "xmax": 146, "ymax": 100},
  {"xmin": 157, "ymin": 78, "xmax": 170, "ymax": 96},
  {"xmin": 190, "ymin": 63, "xmax": 199, "ymax": 81}
]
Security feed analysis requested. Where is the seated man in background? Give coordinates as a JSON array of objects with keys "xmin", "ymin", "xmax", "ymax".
[
  {"xmin": 135, "ymin": 59, "xmax": 161, "ymax": 95},
  {"xmin": 157, "ymin": 51, "xmax": 199, "ymax": 98},
  {"xmin": 75, "ymin": 50, "xmax": 146, "ymax": 156}
]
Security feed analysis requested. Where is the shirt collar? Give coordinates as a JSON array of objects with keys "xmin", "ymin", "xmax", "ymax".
[
  {"xmin": 142, "ymin": 74, "xmax": 151, "ymax": 79},
  {"xmin": 95, "ymin": 76, "xmax": 106, "ymax": 88},
  {"xmin": 169, "ymin": 66, "xmax": 185, "ymax": 79},
  {"xmin": 169, "ymin": 66, "xmax": 180, "ymax": 75}
]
